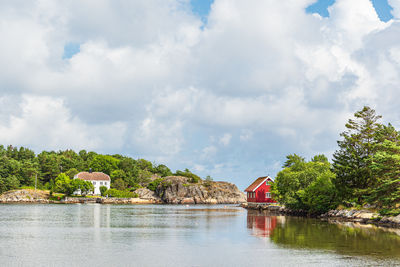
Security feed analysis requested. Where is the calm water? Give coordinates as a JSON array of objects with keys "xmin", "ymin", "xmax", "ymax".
[{"xmin": 0, "ymin": 204, "xmax": 399, "ymax": 267}]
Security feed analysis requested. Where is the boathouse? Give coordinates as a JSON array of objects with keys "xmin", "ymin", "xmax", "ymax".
[{"xmin": 244, "ymin": 176, "xmax": 276, "ymax": 203}]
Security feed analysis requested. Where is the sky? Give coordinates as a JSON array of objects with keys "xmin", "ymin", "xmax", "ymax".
[{"xmin": 1, "ymin": 0, "xmax": 400, "ymax": 190}]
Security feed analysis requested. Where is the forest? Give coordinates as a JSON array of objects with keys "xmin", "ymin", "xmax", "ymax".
[
  {"xmin": 0, "ymin": 146, "xmax": 201, "ymax": 197},
  {"xmin": 271, "ymin": 106, "xmax": 400, "ymax": 215}
]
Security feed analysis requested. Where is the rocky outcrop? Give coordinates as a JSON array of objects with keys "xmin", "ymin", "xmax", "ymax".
[
  {"xmin": 155, "ymin": 176, "xmax": 246, "ymax": 204},
  {"xmin": 242, "ymin": 203, "xmax": 400, "ymax": 228},
  {"xmin": 133, "ymin": 188, "xmax": 162, "ymax": 203},
  {"xmin": 0, "ymin": 189, "xmax": 50, "ymax": 203},
  {"xmin": 321, "ymin": 209, "xmax": 400, "ymax": 227}
]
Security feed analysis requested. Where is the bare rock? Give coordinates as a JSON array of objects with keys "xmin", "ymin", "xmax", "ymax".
[{"xmin": 155, "ymin": 176, "xmax": 246, "ymax": 204}]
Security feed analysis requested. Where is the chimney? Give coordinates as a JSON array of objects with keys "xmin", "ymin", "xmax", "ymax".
[{"xmin": 89, "ymin": 168, "xmax": 92, "ymax": 173}]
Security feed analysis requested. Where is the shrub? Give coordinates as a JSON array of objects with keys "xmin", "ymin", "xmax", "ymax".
[
  {"xmin": 147, "ymin": 178, "xmax": 163, "ymax": 191},
  {"xmin": 100, "ymin": 186, "xmax": 108, "ymax": 197},
  {"xmin": 105, "ymin": 188, "xmax": 134, "ymax": 198},
  {"xmin": 204, "ymin": 175, "xmax": 213, "ymax": 187},
  {"xmin": 174, "ymin": 169, "xmax": 201, "ymax": 183}
]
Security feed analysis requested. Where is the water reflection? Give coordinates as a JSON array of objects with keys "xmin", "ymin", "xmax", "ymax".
[
  {"xmin": 247, "ymin": 210, "xmax": 400, "ymax": 259},
  {"xmin": 247, "ymin": 210, "xmax": 278, "ymax": 237}
]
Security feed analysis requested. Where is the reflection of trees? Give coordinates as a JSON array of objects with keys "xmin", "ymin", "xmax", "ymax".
[
  {"xmin": 247, "ymin": 210, "xmax": 278, "ymax": 237},
  {"xmin": 269, "ymin": 216, "xmax": 400, "ymax": 258}
]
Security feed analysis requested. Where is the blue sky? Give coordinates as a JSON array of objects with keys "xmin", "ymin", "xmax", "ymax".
[
  {"xmin": 191, "ymin": 0, "xmax": 394, "ymax": 21},
  {"xmin": 2, "ymin": 0, "xmax": 400, "ymax": 190}
]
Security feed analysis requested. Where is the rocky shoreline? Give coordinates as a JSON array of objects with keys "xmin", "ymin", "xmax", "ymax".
[
  {"xmin": 0, "ymin": 177, "xmax": 246, "ymax": 205},
  {"xmin": 241, "ymin": 202, "xmax": 400, "ymax": 228}
]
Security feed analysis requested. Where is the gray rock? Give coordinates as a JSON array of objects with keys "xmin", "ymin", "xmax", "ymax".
[{"xmin": 155, "ymin": 176, "xmax": 246, "ymax": 204}]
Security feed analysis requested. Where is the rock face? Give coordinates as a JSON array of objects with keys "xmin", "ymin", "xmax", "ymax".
[
  {"xmin": 0, "ymin": 189, "xmax": 50, "ymax": 203},
  {"xmin": 133, "ymin": 188, "xmax": 162, "ymax": 203},
  {"xmin": 155, "ymin": 176, "xmax": 246, "ymax": 204}
]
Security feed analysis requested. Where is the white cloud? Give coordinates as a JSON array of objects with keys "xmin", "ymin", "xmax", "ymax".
[
  {"xmin": 0, "ymin": 0, "xmax": 400, "ymax": 188},
  {"xmin": 219, "ymin": 133, "xmax": 232, "ymax": 146},
  {"xmin": 389, "ymin": 0, "xmax": 400, "ymax": 18},
  {"xmin": 0, "ymin": 95, "xmax": 127, "ymax": 151}
]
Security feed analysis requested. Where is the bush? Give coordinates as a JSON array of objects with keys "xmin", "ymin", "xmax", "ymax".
[
  {"xmin": 204, "ymin": 175, "xmax": 213, "ymax": 187},
  {"xmin": 174, "ymin": 169, "xmax": 201, "ymax": 183},
  {"xmin": 105, "ymin": 188, "xmax": 135, "ymax": 198},
  {"xmin": 112, "ymin": 178, "xmax": 126, "ymax": 190},
  {"xmin": 100, "ymin": 186, "xmax": 108, "ymax": 196},
  {"xmin": 379, "ymin": 208, "xmax": 400, "ymax": 216},
  {"xmin": 147, "ymin": 178, "xmax": 163, "ymax": 191}
]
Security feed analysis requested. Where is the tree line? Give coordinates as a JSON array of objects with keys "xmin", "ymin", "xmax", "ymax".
[
  {"xmin": 271, "ymin": 106, "xmax": 400, "ymax": 215},
  {"xmin": 0, "ymin": 147, "xmax": 201, "ymax": 195}
]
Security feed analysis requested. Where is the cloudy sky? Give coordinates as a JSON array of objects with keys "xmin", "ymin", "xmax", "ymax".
[{"xmin": 1, "ymin": 0, "xmax": 400, "ymax": 189}]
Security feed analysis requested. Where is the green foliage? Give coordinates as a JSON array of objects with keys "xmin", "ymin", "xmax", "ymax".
[
  {"xmin": 100, "ymin": 186, "xmax": 108, "ymax": 197},
  {"xmin": 65, "ymin": 168, "xmax": 79, "ymax": 179},
  {"xmin": 104, "ymin": 188, "xmax": 136, "ymax": 198},
  {"xmin": 204, "ymin": 175, "xmax": 213, "ymax": 187},
  {"xmin": 368, "ymin": 139, "xmax": 400, "ymax": 207},
  {"xmin": 71, "ymin": 178, "xmax": 94, "ymax": 196},
  {"xmin": 137, "ymin": 169, "xmax": 153, "ymax": 185},
  {"xmin": 54, "ymin": 173, "xmax": 72, "ymax": 195},
  {"xmin": 153, "ymin": 164, "xmax": 172, "ymax": 177},
  {"xmin": 379, "ymin": 208, "xmax": 400, "ymax": 216},
  {"xmin": 0, "ymin": 144, "xmax": 203, "ymax": 197},
  {"xmin": 174, "ymin": 169, "xmax": 201, "ymax": 183},
  {"xmin": 271, "ymin": 154, "xmax": 337, "ymax": 214},
  {"xmin": 110, "ymin": 169, "xmax": 127, "ymax": 182},
  {"xmin": 147, "ymin": 178, "xmax": 163, "ymax": 191},
  {"xmin": 332, "ymin": 106, "xmax": 382, "ymax": 203},
  {"xmin": 136, "ymin": 159, "xmax": 153, "ymax": 171},
  {"xmin": 301, "ymin": 171, "xmax": 338, "ymax": 213},
  {"xmin": 88, "ymin": 155, "xmax": 120, "ymax": 175},
  {"xmin": 112, "ymin": 178, "xmax": 126, "ymax": 190},
  {"xmin": 54, "ymin": 173, "xmax": 93, "ymax": 196}
]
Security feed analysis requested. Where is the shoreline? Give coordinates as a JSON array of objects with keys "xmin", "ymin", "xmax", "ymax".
[
  {"xmin": 0, "ymin": 196, "xmax": 245, "ymax": 205},
  {"xmin": 241, "ymin": 202, "xmax": 400, "ymax": 229}
]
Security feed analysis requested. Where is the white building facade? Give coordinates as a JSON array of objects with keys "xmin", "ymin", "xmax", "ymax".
[{"xmin": 74, "ymin": 171, "xmax": 111, "ymax": 195}]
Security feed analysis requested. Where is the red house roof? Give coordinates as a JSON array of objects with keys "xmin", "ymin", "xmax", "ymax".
[{"xmin": 244, "ymin": 176, "xmax": 273, "ymax": 192}]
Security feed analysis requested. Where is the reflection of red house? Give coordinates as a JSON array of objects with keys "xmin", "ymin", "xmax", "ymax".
[
  {"xmin": 244, "ymin": 176, "xmax": 276, "ymax": 203},
  {"xmin": 247, "ymin": 212, "xmax": 277, "ymax": 237}
]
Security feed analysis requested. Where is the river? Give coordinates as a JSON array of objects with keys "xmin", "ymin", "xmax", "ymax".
[{"xmin": 0, "ymin": 204, "xmax": 399, "ymax": 266}]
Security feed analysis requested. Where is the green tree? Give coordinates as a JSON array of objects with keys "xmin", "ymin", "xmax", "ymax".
[
  {"xmin": 100, "ymin": 186, "xmax": 108, "ymax": 196},
  {"xmin": 88, "ymin": 155, "xmax": 120, "ymax": 175},
  {"xmin": 147, "ymin": 178, "xmax": 163, "ymax": 191},
  {"xmin": 65, "ymin": 168, "xmax": 79, "ymax": 179},
  {"xmin": 112, "ymin": 178, "xmax": 126, "ymax": 190},
  {"xmin": 137, "ymin": 159, "xmax": 153, "ymax": 171},
  {"xmin": 332, "ymin": 106, "xmax": 382, "ymax": 203},
  {"xmin": 54, "ymin": 173, "xmax": 72, "ymax": 195},
  {"xmin": 71, "ymin": 178, "xmax": 94, "ymax": 196},
  {"xmin": 271, "ymin": 154, "xmax": 337, "ymax": 213},
  {"xmin": 110, "ymin": 169, "xmax": 127, "ymax": 183},
  {"xmin": 153, "ymin": 164, "xmax": 172, "ymax": 177},
  {"xmin": 369, "ymin": 139, "xmax": 400, "ymax": 207}
]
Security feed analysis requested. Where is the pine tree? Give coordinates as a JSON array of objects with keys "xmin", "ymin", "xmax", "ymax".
[{"xmin": 332, "ymin": 106, "xmax": 382, "ymax": 202}]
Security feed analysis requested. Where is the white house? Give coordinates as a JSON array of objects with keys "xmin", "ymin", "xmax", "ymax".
[{"xmin": 74, "ymin": 171, "xmax": 111, "ymax": 195}]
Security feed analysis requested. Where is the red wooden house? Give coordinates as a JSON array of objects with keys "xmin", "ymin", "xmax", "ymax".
[{"xmin": 244, "ymin": 176, "xmax": 276, "ymax": 203}]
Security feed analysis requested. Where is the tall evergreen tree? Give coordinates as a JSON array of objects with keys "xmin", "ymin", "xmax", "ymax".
[{"xmin": 332, "ymin": 106, "xmax": 382, "ymax": 202}]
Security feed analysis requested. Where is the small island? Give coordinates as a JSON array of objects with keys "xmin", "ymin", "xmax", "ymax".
[{"xmin": 0, "ymin": 148, "xmax": 245, "ymax": 204}]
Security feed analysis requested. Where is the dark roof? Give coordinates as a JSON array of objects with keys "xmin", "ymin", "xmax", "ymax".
[
  {"xmin": 75, "ymin": 172, "xmax": 110, "ymax": 181},
  {"xmin": 244, "ymin": 176, "xmax": 273, "ymax": 192}
]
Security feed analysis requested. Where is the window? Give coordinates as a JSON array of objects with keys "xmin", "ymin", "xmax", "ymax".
[
  {"xmin": 93, "ymin": 181, "xmax": 96, "ymax": 185},
  {"xmin": 100, "ymin": 182, "xmax": 103, "ymax": 185},
  {"xmin": 104, "ymin": 182, "xmax": 107, "ymax": 185},
  {"xmin": 266, "ymin": 192, "xmax": 271, "ymax": 198}
]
